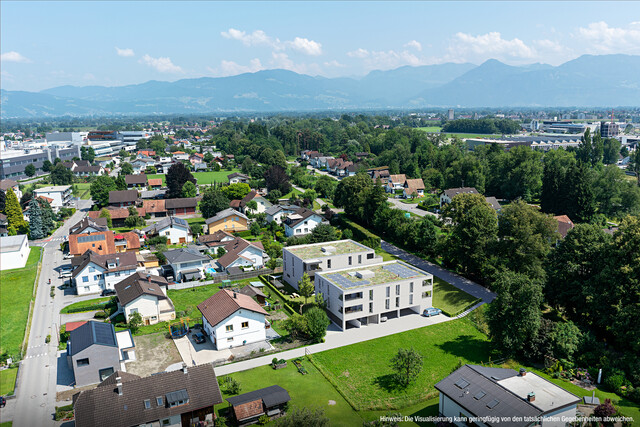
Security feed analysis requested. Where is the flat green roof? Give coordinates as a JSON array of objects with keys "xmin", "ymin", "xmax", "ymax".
[
  {"xmin": 286, "ymin": 240, "xmax": 369, "ymax": 260},
  {"xmin": 318, "ymin": 261, "xmax": 430, "ymax": 289}
]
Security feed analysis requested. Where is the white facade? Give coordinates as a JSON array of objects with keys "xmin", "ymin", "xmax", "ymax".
[
  {"xmin": 439, "ymin": 394, "xmax": 489, "ymax": 427},
  {"xmin": 75, "ymin": 262, "xmax": 138, "ymax": 295},
  {"xmin": 202, "ymin": 309, "xmax": 266, "ymax": 350},
  {"xmin": 0, "ymin": 235, "xmax": 31, "ymax": 270},
  {"xmin": 266, "ymin": 206, "xmax": 298, "ymax": 224},
  {"xmin": 121, "ymin": 293, "xmax": 175, "ymax": 326},
  {"xmin": 156, "ymin": 224, "xmax": 192, "ymax": 245},
  {"xmin": 170, "ymin": 260, "xmax": 207, "ymax": 282},
  {"xmin": 284, "ymin": 214, "xmax": 325, "ymax": 237},
  {"xmin": 33, "ymin": 185, "xmax": 72, "ymax": 210},
  {"xmin": 220, "ymin": 245, "xmax": 265, "ymax": 271}
]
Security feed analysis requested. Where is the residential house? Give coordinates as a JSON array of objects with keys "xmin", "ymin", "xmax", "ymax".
[
  {"xmin": 137, "ymin": 150, "xmax": 156, "ymax": 158},
  {"xmin": 265, "ymin": 204, "xmax": 298, "ymax": 225},
  {"xmin": 197, "ymin": 230, "xmax": 236, "ymax": 254},
  {"xmin": 215, "ymin": 237, "xmax": 266, "ymax": 272},
  {"xmin": 233, "ymin": 190, "xmax": 273, "ymax": 214},
  {"xmin": 227, "ymin": 172, "xmax": 251, "ymax": 184},
  {"xmin": 172, "ymin": 151, "xmax": 189, "ymax": 161},
  {"xmin": 140, "ymin": 189, "xmax": 167, "ymax": 200},
  {"xmin": 283, "ymin": 239, "xmax": 382, "ymax": 290},
  {"xmin": 71, "ymin": 250, "xmax": 138, "ymax": 295},
  {"xmin": 73, "ymin": 165, "xmax": 104, "ymax": 177},
  {"xmin": 87, "ymin": 207, "xmax": 146, "ymax": 228},
  {"xmin": 367, "ymin": 167, "xmax": 390, "ymax": 184},
  {"xmin": 109, "ymin": 190, "xmax": 138, "ymax": 208},
  {"xmin": 143, "ymin": 216, "xmax": 192, "ymax": 245},
  {"xmin": 554, "ymin": 215, "xmax": 574, "ymax": 239},
  {"xmin": 226, "ymin": 385, "xmax": 291, "ymax": 426},
  {"xmin": 69, "ymin": 231, "xmax": 116, "ymax": 257},
  {"xmin": 439, "ymin": 187, "xmax": 480, "ymax": 208},
  {"xmin": 435, "ymin": 365, "xmax": 579, "ymax": 427},
  {"xmin": 300, "ymin": 150, "xmax": 319, "ymax": 161},
  {"xmin": 165, "ymin": 198, "xmax": 197, "ymax": 216},
  {"xmin": 66, "ymin": 321, "xmax": 135, "ymax": 387},
  {"xmin": 315, "ymin": 156, "xmax": 334, "ymax": 169},
  {"xmin": 403, "ymin": 178, "xmax": 426, "ymax": 199},
  {"xmin": 315, "ymin": 260, "xmax": 433, "ymax": 330},
  {"xmin": 189, "ymin": 153, "xmax": 205, "ymax": 167},
  {"xmin": 69, "ymin": 217, "xmax": 109, "ymax": 235},
  {"xmin": 131, "ymin": 157, "xmax": 156, "ymax": 174},
  {"xmin": 237, "ymin": 285, "xmax": 267, "ymax": 305},
  {"xmin": 33, "ymin": 185, "xmax": 72, "ymax": 211},
  {"xmin": 136, "ymin": 252, "xmax": 160, "ymax": 269},
  {"xmin": 485, "ymin": 196, "xmax": 502, "ymax": 212},
  {"xmin": 147, "ymin": 178, "xmax": 163, "ymax": 189},
  {"xmin": 283, "ymin": 207, "xmax": 327, "ymax": 237},
  {"xmin": 0, "ymin": 213, "xmax": 8, "ymax": 237},
  {"xmin": 0, "ymin": 234, "xmax": 31, "ymax": 270},
  {"xmin": 204, "ymin": 208, "xmax": 249, "ymax": 234},
  {"xmin": 114, "ymin": 272, "xmax": 175, "ymax": 325},
  {"xmin": 338, "ymin": 162, "xmax": 357, "ymax": 177},
  {"xmin": 73, "ymin": 364, "xmax": 223, "ymax": 427},
  {"xmin": 163, "ymin": 248, "xmax": 210, "ymax": 282},
  {"xmin": 125, "ymin": 174, "xmax": 148, "ymax": 189},
  {"xmin": 386, "ymin": 174, "xmax": 407, "ymax": 193},
  {"xmin": 0, "ymin": 179, "xmax": 22, "ymax": 199},
  {"xmin": 198, "ymin": 289, "xmax": 268, "ymax": 350},
  {"xmin": 142, "ymin": 199, "xmax": 167, "ymax": 218},
  {"xmin": 114, "ymin": 232, "xmax": 141, "ymax": 254}
]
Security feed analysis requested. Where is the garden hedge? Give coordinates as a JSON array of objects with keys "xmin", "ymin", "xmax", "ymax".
[{"xmin": 338, "ymin": 216, "xmax": 381, "ymax": 249}]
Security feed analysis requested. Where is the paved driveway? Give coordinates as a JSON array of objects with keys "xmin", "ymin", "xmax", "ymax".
[
  {"xmin": 388, "ymin": 197, "xmax": 439, "ymax": 218},
  {"xmin": 381, "ymin": 241, "xmax": 496, "ymax": 303},
  {"xmin": 174, "ymin": 334, "xmax": 229, "ymax": 366}
]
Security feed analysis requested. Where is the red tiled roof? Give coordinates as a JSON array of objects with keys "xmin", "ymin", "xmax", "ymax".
[
  {"xmin": 69, "ymin": 231, "xmax": 116, "ymax": 256},
  {"xmin": 142, "ymin": 199, "xmax": 166, "ymax": 213},
  {"xmin": 148, "ymin": 179, "xmax": 163, "ymax": 186},
  {"xmin": 116, "ymin": 232, "xmax": 141, "ymax": 250},
  {"xmin": 554, "ymin": 215, "xmax": 574, "ymax": 238},
  {"xmin": 65, "ymin": 321, "xmax": 88, "ymax": 332}
]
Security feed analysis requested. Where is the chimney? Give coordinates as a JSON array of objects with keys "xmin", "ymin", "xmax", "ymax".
[
  {"xmin": 116, "ymin": 376, "xmax": 123, "ymax": 396},
  {"xmin": 519, "ymin": 368, "xmax": 527, "ymax": 377},
  {"xmin": 527, "ymin": 392, "xmax": 535, "ymax": 403},
  {"xmin": 233, "ymin": 292, "xmax": 237, "ymax": 299},
  {"xmin": 182, "ymin": 363, "xmax": 188, "ymax": 374}
]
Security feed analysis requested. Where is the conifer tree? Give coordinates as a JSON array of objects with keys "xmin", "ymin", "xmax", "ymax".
[
  {"xmin": 4, "ymin": 188, "xmax": 28, "ymax": 234},
  {"xmin": 28, "ymin": 198, "xmax": 45, "ymax": 239}
]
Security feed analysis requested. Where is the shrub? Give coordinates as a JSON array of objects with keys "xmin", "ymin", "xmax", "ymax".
[
  {"xmin": 339, "ymin": 216, "xmax": 381, "ymax": 248},
  {"xmin": 226, "ymin": 377, "xmax": 241, "ymax": 395},
  {"xmin": 604, "ymin": 372, "xmax": 627, "ymax": 393},
  {"xmin": 258, "ymin": 414, "xmax": 270, "ymax": 425},
  {"xmin": 272, "ymin": 357, "xmax": 278, "ymax": 365},
  {"xmin": 94, "ymin": 311, "xmax": 108, "ymax": 319}
]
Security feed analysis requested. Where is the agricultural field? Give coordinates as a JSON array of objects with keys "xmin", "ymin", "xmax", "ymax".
[
  {"xmin": 417, "ymin": 126, "xmax": 442, "ymax": 133},
  {"xmin": 147, "ymin": 168, "xmax": 242, "ymax": 186}
]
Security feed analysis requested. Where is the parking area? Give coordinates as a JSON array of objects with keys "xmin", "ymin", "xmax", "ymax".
[{"xmin": 173, "ymin": 330, "xmax": 275, "ymax": 366}]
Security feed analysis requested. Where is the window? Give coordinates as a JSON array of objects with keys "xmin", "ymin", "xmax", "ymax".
[
  {"xmin": 226, "ymin": 325, "xmax": 233, "ymax": 332},
  {"xmin": 82, "ymin": 276, "xmax": 89, "ymax": 283},
  {"xmin": 89, "ymin": 267, "xmax": 95, "ymax": 273},
  {"xmin": 369, "ymin": 302, "xmax": 373, "ymax": 313},
  {"xmin": 386, "ymin": 287, "xmax": 390, "ymax": 298},
  {"xmin": 358, "ymin": 255, "xmax": 362, "ymax": 264},
  {"xmin": 369, "ymin": 289, "xmax": 373, "ymax": 300},
  {"xmin": 241, "ymin": 322, "xmax": 249, "ymax": 329},
  {"xmin": 385, "ymin": 299, "xmax": 390, "ymax": 310},
  {"xmin": 409, "ymin": 295, "xmax": 413, "ymax": 304},
  {"xmin": 410, "ymin": 282, "xmax": 414, "ymax": 292},
  {"xmin": 227, "ymin": 337, "xmax": 233, "ymax": 342},
  {"xmin": 94, "ymin": 275, "xmax": 99, "ymax": 281},
  {"xmin": 367, "ymin": 253, "xmax": 374, "ymax": 259},
  {"xmin": 395, "ymin": 297, "xmax": 400, "ymax": 307},
  {"xmin": 327, "ymin": 259, "xmax": 331, "ymax": 269},
  {"xmin": 144, "ymin": 399, "xmax": 151, "ymax": 409},
  {"xmin": 162, "ymin": 420, "xmax": 170, "ymax": 426},
  {"xmin": 348, "ymin": 256, "xmax": 352, "ymax": 265},
  {"xmin": 396, "ymin": 284, "xmax": 400, "ymax": 295},
  {"xmin": 422, "ymin": 291, "xmax": 431, "ymax": 298},
  {"xmin": 77, "ymin": 358, "xmax": 89, "ymax": 367}
]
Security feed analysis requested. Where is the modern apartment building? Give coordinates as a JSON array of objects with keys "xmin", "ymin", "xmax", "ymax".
[
  {"xmin": 282, "ymin": 240, "xmax": 382, "ymax": 290},
  {"xmin": 0, "ymin": 145, "xmax": 81, "ymax": 179},
  {"xmin": 315, "ymin": 260, "xmax": 433, "ymax": 330},
  {"xmin": 33, "ymin": 185, "xmax": 73, "ymax": 210}
]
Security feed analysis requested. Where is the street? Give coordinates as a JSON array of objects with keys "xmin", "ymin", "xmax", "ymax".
[{"xmin": 7, "ymin": 198, "xmax": 92, "ymax": 427}]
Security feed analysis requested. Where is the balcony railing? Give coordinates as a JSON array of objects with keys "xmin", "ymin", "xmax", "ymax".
[
  {"xmin": 344, "ymin": 292, "xmax": 363, "ymax": 302},
  {"xmin": 344, "ymin": 305, "xmax": 363, "ymax": 314}
]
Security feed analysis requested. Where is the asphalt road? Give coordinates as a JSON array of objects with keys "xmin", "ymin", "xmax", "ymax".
[{"xmin": 10, "ymin": 198, "xmax": 92, "ymax": 427}]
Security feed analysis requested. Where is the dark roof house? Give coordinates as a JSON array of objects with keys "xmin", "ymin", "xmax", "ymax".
[
  {"xmin": 198, "ymin": 289, "xmax": 267, "ymax": 329},
  {"xmin": 69, "ymin": 217, "xmax": 109, "ymax": 235},
  {"xmin": 226, "ymin": 385, "xmax": 291, "ymax": 425},
  {"xmin": 109, "ymin": 190, "xmax": 139, "ymax": 206},
  {"xmin": 114, "ymin": 272, "xmax": 169, "ymax": 306}
]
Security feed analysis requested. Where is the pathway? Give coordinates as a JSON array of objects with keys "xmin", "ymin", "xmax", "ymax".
[
  {"xmin": 381, "ymin": 241, "xmax": 496, "ymax": 303},
  {"xmin": 387, "ymin": 197, "xmax": 439, "ymax": 218}
]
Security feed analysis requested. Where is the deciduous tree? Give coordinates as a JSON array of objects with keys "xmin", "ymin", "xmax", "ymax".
[
  {"xmin": 25, "ymin": 164, "xmax": 36, "ymax": 177},
  {"xmin": 166, "ymin": 163, "xmax": 196, "ymax": 199},
  {"xmin": 199, "ymin": 187, "xmax": 230, "ymax": 219},
  {"xmin": 50, "ymin": 163, "xmax": 73, "ymax": 185},
  {"xmin": 390, "ymin": 348, "xmax": 423, "ymax": 387},
  {"xmin": 90, "ymin": 176, "xmax": 117, "ymax": 207}
]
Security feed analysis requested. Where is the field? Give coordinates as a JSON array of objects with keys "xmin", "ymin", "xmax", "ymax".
[
  {"xmin": 147, "ymin": 168, "xmax": 242, "ymax": 186},
  {"xmin": 0, "ymin": 367, "xmax": 18, "ymax": 396},
  {"xmin": 73, "ymin": 183, "xmax": 91, "ymax": 200},
  {"xmin": 417, "ymin": 126, "xmax": 442, "ymax": 133},
  {"xmin": 432, "ymin": 278, "xmax": 481, "ymax": 317},
  {"xmin": 218, "ymin": 362, "xmax": 363, "ymax": 427},
  {"xmin": 60, "ymin": 297, "xmax": 110, "ymax": 314},
  {"xmin": 0, "ymin": 247, "xmax": 42, "ymax": 358},
  {"xmin": 281, "ymin": 187, "xmax": 303, "ymax": 199},
  {"xmin": 311, "ymin": 317, "xmax": 494, "ymax": 411}
]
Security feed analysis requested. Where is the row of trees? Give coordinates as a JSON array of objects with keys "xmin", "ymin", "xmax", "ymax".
[{"xmin": 441, "ymin": 118, "xmax": 521, "ymax": 134}]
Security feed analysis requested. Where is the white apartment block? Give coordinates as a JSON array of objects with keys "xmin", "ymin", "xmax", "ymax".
[
  {"xmin": 315, "ymin": 261, "xmax": 433, "ymax": 330},
  {"xmin": 33, "ymin": 185, "xmax": 72, "ymax": 211},
  {"xmin": 282, "ymin": 240, "xmax": 382, "ymax": 290}
]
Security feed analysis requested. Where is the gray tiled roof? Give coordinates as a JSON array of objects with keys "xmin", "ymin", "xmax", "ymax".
[
  {"xmin": 68, "ymin": 321, "xmax": 118, "ymax": 357},
  {"xmin": 226, "ymin": 385, "xmax": 290, "ymax": 408},
  {"xmin": 164, "ymin": 248, "xmax": 210, "ymax": 264},
  {"xmin": 205, "ymin": 208, "xmax": 248, "ymax": 224}
]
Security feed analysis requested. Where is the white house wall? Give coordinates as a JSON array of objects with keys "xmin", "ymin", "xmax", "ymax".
[
  {"xmin": 0, "ymin": 239, "xmax": 30, "ymax": 271},
  {"xmin": 285, "ymin": 216, "xmax": 324, "ymax": 237},
  {"xmin": 124, "ymin": 294, "xmax": 160, "ymax": 324},
  {"xmin": 203, "ymin": 309, "xmax": 266, "ymax": 350},
  {"xmin": 439, "ymin": 394, "xmax": 489, "ymax": 427},
  {"xmin": 158, "ymin": 226, "xmax": 192, "ymax": 245}
]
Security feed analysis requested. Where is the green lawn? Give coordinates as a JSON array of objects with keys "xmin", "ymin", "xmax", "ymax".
[
  {"xmin": 73, "ymin": 183, "xmax": 92, "ymax": 200},
  {"xmin": 432, "ymin": 278, "xmax": 481, "ymax": 317},
  {"xmin": 0, "ymin": 422, "xmax": 12, "ymax": 427},
  {"xmin": 218, "ymin": 361, "xmax": 363, "ymax": 427},
  {"xmin": 375, "ymin": 248, "xmax": 400, "ymax": 262},
  {"xmin": 281, "ymin": 188, "xmax": 302, "ymax": 199},
  {"xmin": 0, "ymin": 367, "xmax": 18, "ymax": 396},
  {"xmin": 417, "ymin": 126, "xmax": 442, "ymax": 133},
  {"xmin": 60, "ymin": 297, "xmax": 111, "ymax": 314},
  {"xmin": 311, "ymin": 317, "xmax": 494, "ymax": 411},
  {"xmin": 443, "ymin": 132, "xmax": 501, "ymax": 139},
  {"xmin": 147, "ymin": 169, "xmax": 242, "ymax": 186},
  {"xmin": 185, "ymin": 217, "xmax": 206, "ymax": 228},
  {"xmin": 0, "ymin": 247, "xmax": 42, "ymax": 358}
]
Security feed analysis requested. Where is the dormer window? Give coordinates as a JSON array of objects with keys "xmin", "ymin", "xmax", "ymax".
[{"xmin": 144, "ymin": 399, "xmax": 151, "ymax": 409}]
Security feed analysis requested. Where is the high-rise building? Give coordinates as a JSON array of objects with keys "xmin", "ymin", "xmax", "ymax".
[
  {"xmin": 600, "ymin": 121, "xmax": 620, "ymax": 138},
  {"xmin": 448, "ymin": 109, "xmax": 454, "ymax": 120}
]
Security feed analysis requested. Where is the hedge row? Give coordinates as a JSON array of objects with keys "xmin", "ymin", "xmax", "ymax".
[
  {"xmin": 62, "ymin": 302, "xmax": 109, "ymax": 314},
  {"xmin": 339, "ymin": 216, "xmax": 381, "ymax": 249},
  {"xmin": 259, "ymin": 275, "xmax": 296, "ymax": 315}
]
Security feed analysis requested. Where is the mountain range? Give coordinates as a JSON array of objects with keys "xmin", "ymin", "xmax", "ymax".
[{"xmin": 1, "ymin": 54, "xmax": 639, "ymax": 119}]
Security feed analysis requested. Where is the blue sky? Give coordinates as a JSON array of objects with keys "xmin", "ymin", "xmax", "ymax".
[{"xmin": 2, "ymin": 1, "xmax": 640, "ymax": 91}]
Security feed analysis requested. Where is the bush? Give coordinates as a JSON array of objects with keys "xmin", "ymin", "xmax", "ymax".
[
  {"xmin": 147, "ymin": 235, "xmax": 168, "ymax": 246},
  {"xmin": 55, "ymin": 404, "xmax": 74, "ymax": 421},
  {"xmin": 272, "ymin": 357, "xmax": 278, "ymax": 365},
  {"xmin": 604, "ymin": 371, "xmax": 627, "ymax": 393},
  {"xmin": 94, "ymin": 311, "xmax": 108, "ymax": 319},
  {"xmin": 226, "ymin": 377, "xmax": 241, "ymax": 395},
  {"xmin": 339, "ymin": 216, "xmax": 380, "ymax": 248}
]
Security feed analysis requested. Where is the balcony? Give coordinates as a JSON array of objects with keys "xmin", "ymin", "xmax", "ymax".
[
  {"xmin": 344, "ymin": 305, "xmax": 363, "ymax": 315},
  {"xmin": 344, "ymin": 292, "xmax": 363, "ymax": 302}
]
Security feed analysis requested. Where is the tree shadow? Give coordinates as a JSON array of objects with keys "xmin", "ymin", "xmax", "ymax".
[
  {"xmin": 410, "ymin": 400, "xmax": 440, "ymax": 426},
  {"xmin": 435, "ymin": 334, "xmax": 493, "ymax": 364},
  {"xmin": 373, "ymin": 373, "xmax": 405, "ymax": 393}
]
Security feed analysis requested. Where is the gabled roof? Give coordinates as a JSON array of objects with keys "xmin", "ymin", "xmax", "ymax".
[
  {"xmin": 125, "ymin": 174, "xmax": 148, "ymax": 185},
  {"xmin": 216, "ymin": 237, "xmax": 265, "ymax": 268},
  {"xmin": 73, "ymin": 364, "xmax": 222, "ymax": 427},
  {"xmin": 485, "ymin": 196, "xmax": 501, "ymax": 211},
  {"xmin": 114, "ymin": 232, "xmax": 141, "ymax": 250},
  {"xmin": 70, "ymin": 217, "xmax": 109, "ymax": 235},
  {"xmin": 109, "ymin": 190, "xmax": 138, "ymax": 204},
  {"xmin": 74, "ymin": 166, "xmax": 103, "ymax": 173},
  {"xmin": 388, "ymin": 174, "xmax": 407, "ymax": 184},
  {"xmin": 165, "ymin": 198, "xmax": 197, "ymax": 209},
  {"xmin": 142, "ymin": 198, "xmax": 167, "ymax": 213},
  {"xmin": 205, "ymin": 208, "xmax": 248, "ymax": 225},
  {"xmin": 227, "ymin": 385, "xmax": 291, "ymax": 421},
  {"xmin": 68, "ymin": 321, "xmax": 118, "ymax": 356},
  {"xmin": 242, "ymin": 190, "xmax": 258, "ymax": 203},
  {"xmin": 404, "ymin": 178, "xmax": 425, "ymax": 192},
  {"xmin": 69, "ymin": 231, "xmax": 116, "ymax": 256},
  {"xmin": 442, "ymin": 187, "xmax": 479, "ymax": 198},
  {"xmin": 553, "ymin": 215, "xmax": 574, "ymax": 238},
  {"xmin": 147, "ymin": 178, "xmax": 163, "ymax": 187},
  {"xmin": 87, "ymin": 207, "xmax": 146, "ymax": 220},
  {"xmin": 164, "ymin": 248, "xmax": 210, "ymax": 264},
  {"xmin": 143, "ymin": 216, "xmax": 190, "ymax": 234},
  {"xmin": 114, "ymin": 272, "xmax": 168, "ymax": 306},
  {"xmin": 71, "ymin": 250, "xmax": 138, "ymax": 278},
  {"xmin": 284, "ymin": 207, "xmax": 323, "ymax": 228},
  {"xmin": 198, "ymin": 289, "xmax": 267, "ymax": 328},
  {"xmin": 265, "ymin": 204, "xmax": 298, "ymax": 216},
  {"xmin": 197, "ymin": 230, "xmax": 235, "ymax": 246},
  {"xmin": 230, "ymin": 200, "xmax": 242, "ymax": 209},
  {"xmin": 237, "ymin": 285, "xmax": 266, "ymax": 300},
  {"xmin": 0, "ymin": 179, "xmax": 19, "ymax": 191},
  {"xmin": 227, "ymin": 172, "xmax": 250, "ymax": 180}
]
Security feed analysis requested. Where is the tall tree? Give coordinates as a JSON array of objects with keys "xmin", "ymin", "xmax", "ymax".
[
  {"xmin": 222, "ymin": 183, "xmax": 251, "ymax": 200},
  {"xmin": 309, "ymin": 224, "xmax": 338, "ymax": 243},
  {"xmin": 298, "ymin": 273, "xmax": 315, "ymax": 305},
  {"xmin": 389, "ymin": 348, "xmax": 423, "ymax": 387},
  {"xmin": 50, "ymin": 163, "xmax": 73, "ymax": 185},
  {"xmin": 42, "ymin": 159, "xmax": 53, "ymax": 172},
  {"xmin": 264, "ymin": 165, "xmax": 291, "ymax": 194},
  {"xmin": 304, "ymin": 307, "xmax": 329, "ymax": 343},
  {"xmin": 24, "ymin": 164, "xmax": 36, "ymax": 177},
  {"xmin": 199, "ymin": 187, "xmax": 230, "ymax": 218},
  {"xmin": 90, "ymin": 176, "xmax": 117, "ymax": 207},
  {"xmin": 99, "ymin": 208, "xmax": 112, "ymax": 228},
  {"xmin": 4, "ymin": 189, "xmax": 28, "ymax": 234},
  {"xmin": 120, "ymin": 162, "xmax": 134, "ymax": 175},
  {"xmin": 567, "ymin": 161, "xmax": 596, "ymax": 223},
  {"xmin": 81, "ymin": 146, "xmax": 95, "ymax": 163},
  {"xmin": 166, "ymin": 163, "xmax": 196, "ymax": 199},
  {"xmin": 27, "ymin": 198, "xmax": 45, "ymax": 239},
  {"xmin": 603, "ymin": 138, "xmax": 621, "ymax": 165},
  {"xmin": 540, "ymin": 149, "xmax": 575, "ymax": 215},
  {"xmin": 487, "ymin": 270, "xmax": 543, "ymax": 357},
  {"xmin": 181, "ymin": 181, "xmax": 197, "ymax": 198}
]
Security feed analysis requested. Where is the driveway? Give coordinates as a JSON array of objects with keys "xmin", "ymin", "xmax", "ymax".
[
  {"xmin": 381, "ymin": 241, "xmax": 496, "ymax": 303},
  {"xmin": 388, "ymin": 197, "xmax": 439, "ymax": 218},
  {"xmin": 174, "ymin": 333, "xmax": 231, "ymax": 366}
]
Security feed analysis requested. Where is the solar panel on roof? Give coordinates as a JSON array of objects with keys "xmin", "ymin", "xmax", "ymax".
[
  {"xmin": 93, "ymin": 323, "xmax": 115, "ymax": 345},
  {"xmin": 382, "ymin": 263, "xmax": 419, "ymax": 278},
  {"xmin": 454, "ymin": 378, "xmax": 470, "ymax": 389},
  {"xmin": 77, "ymin": 234, "xmax": 106, "ymax": 243},
  {"xmin": 326, "ymin": 273, "xmax": 369, "ymax": 289},
  {"xmin": 487, "ymin": 399, "xmax": 500, "ymax": 409}
]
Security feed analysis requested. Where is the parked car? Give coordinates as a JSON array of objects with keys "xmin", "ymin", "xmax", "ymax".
[
  {"xmin": 193, "ymin": 332, "xmax": 206, "ymax": 344},
  {"xmin": 101, "ymin": 289, "xmax": 116, "ymax": 296},
  {"xmin": 423, "ymin": 307, "xmax": 442, "ymax": 317},
  {"xmin": 0, "ymin": 395, "xmax": 6, "ymax": 408}
]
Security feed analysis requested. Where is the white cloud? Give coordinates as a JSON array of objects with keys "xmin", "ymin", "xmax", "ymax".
[
  {"xmin": 404, "ymin": 40, "xmax": 422, "ymax": 51},
  {"xmin": 347, "ymin": 48, "xmax": 370, "ymax": 59},
  {"xmin": 577, "ymin": 21, "xmax": 640, "ymax": 53},
  {"xmin": 1, "ymin": 51, "xmax": 31, "ymax": 63},
  {"xmin": 286, "ymin": 37, "xmax": 322, "ymax": 56},
  {"xmin": 115, "ymin": 47, "xmax": 135, "ymax": 57},
  {"xmin": 213, "ymin": 58, "xmax": 264, "ymax": 76},
  {"xmin": 448, "ymin": 31, "xmax": 535, "ymax": 62},
  {"xmin": 323, "ymin": 60, "xmax": 345, "ymax": 68},
  {"xmin": 139, "ymin": 54, "xmax": 184, "ymax": 73},
  {"xmin": 348, "ymin": 47, "xmax": 423, "ymax": 70},
  {"xmin": 83, "ymin": 73, "xmax": 96, "ymax": 80}
]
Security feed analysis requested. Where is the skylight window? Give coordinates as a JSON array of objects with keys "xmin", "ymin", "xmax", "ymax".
[
  {"xmin": 474, "ymin": 391, "xmax": 486, "ymax": 400},
  {"xmin": 144, "ymin": 399, "xmax": 151, "ymax": 409},
  {"xmin": 454, "ymin": 378, "xmax": 470, "ymax": 389},
  {"xmin": 487, "ymin": 399, "xmax": 500, "ymax": 409}
]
